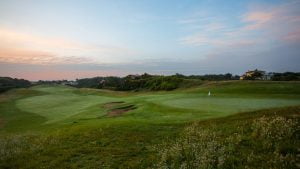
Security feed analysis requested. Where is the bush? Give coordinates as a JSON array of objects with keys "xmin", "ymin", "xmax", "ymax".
[
  {"xmin": 74, "ymin": 73, "xmax": 240, "ymax": 91},
  {"xmin": 271, "ymin": 72, "xmax": 300, "ymax": 81},
  {"xmin": 0, "ymin": 77, "xmax": 31, "ymax": 92},
  {"xmin": 154, "ymin": 115, "xmax": 299, "ymax": 169}
]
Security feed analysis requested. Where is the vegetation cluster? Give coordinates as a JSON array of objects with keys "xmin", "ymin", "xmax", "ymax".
[
  {"xmin": 74, "ymin": 72, "xmax": 300, "ymax": 91},
  {"xmin": 0, "ymin": 77, "xmax": 31, "ymax": 93},
  {"xmin": 1, "ymin": 70, "xmax": 299, "ymax": 93},
  {"xmin": 155, "ymin": 111, "xmax": 299, "ymax": 169},
  {"xmin": 271, "ymin": 72, "xmax": 300, "ymax": 81},
  {"xmin": 75, "ymin": 73, "xmax": 239, "ymax": 91}
]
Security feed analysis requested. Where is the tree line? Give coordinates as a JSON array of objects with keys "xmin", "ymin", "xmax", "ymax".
[
  {"xmin": 271, "ymin": 72, "xmax": 300, "ymax": 81},
  {"xmin": 0, "ymin": 71, "xmax": 299, "ymax": 92},
  {"xmin": 0, "ymin": 77, "xmax": 31, "ymax": 93},
  {"xmin": 75, "ymin": 72, "xmax": 300, "ymax": 91},
  {"xmin": 75, "ymin": 73, "xmax": 240, "ymax": 91}
]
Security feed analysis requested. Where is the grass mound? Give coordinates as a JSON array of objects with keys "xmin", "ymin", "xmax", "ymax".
[{"xmin": 154, "ymin": 107, "xmax": 300, "ymax": 169}]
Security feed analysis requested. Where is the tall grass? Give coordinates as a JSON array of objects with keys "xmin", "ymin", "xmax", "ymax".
[
  {"xmin": 154, "ymin": 114, "xmax": 299, "ymax": 169},
  {"xmin": 0, "ymin": 133, "xmax": 60, "ymax": 168}
]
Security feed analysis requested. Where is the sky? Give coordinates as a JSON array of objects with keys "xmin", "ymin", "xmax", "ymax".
[{"xmin": 0, "ymin": 0, "xmax": 299, "ymax": 80}]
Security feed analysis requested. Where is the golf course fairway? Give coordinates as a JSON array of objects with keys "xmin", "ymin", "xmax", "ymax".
[{"xmin": 0, "ymin": 81, "xmax": 299, "ymax": 168}]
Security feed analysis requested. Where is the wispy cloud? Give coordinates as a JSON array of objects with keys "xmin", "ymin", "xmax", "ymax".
[
  {"xmin": 0, "ymin": 28, "xmax": 85, "ymax": 50},
  {"xmin": 0, "ymin": 0, "xmax": 299, "ymax": 80},
  {"xmin": 180, "ymin": 0, "xmax": 300, "ymax": 48},
  {"xmin": 0, "ymin": 47, "xmax": 95, "ymax": 64},
  {"xmin": 174, "ymin": 0, "xmax": 300, "ymax": 75},
  {"xmin": 242, "ymin": 11, "xmax": 273, "ymax": 30},
  {"xmin": 282, "ymin": 29, "xmax": 300, "ymax": 42},
  {"xmin": 0, "ymin": 28, "xmax": 137, "ymax": 64},
  {"xmin": 241, "ymin": 1, "xmax": 300, "ymax": 38}
]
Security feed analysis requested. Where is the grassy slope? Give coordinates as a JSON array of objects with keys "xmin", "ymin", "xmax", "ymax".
[
  {"xmin": 9, "ymin": 81, "xmax": 300, "ymax": 128},
  {"xmin": 0, "ymin": 81, "xmax": 300, "ymax": 168},
  {"xmin": 155, "ymin": 106, "xmax": 300, "ymax": 169}
]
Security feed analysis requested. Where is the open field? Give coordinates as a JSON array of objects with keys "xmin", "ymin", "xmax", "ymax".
[{"xmin": 0, "ymin": 81, "xmax": 299, "ymax": 168}]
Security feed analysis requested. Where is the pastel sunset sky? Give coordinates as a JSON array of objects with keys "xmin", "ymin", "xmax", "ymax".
[{"xmin": 0, "ymin": 0, "xmax": 299, "ymax": 80}]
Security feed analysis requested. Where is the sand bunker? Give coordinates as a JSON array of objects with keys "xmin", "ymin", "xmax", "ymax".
[{"xmin": 103, "ymin": 102, "xmax": 136, "ymax": 117}]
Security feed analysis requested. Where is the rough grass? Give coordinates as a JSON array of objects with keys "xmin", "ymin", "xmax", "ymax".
[{"xmin": 154, "ymin": 106, "xmax": 300, "ymax": 169}]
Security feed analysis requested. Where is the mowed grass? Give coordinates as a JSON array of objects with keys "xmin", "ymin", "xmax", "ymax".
[
  {"xmin": 17, "ymin": 94, "xmax": 118, "ymax": 124},
  {"xmin": 13, "ymin": 82, "xmax": 300, "ymax": 126},
  {"xmin": 160, "ymin": 97, "xmax": 299, "ymax": 117},
  {"xmin": 0, "ymin": 81, "xmax": 300, "ymax": 168}
]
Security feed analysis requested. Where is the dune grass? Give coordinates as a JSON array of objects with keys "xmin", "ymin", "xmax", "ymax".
[{"xmin": 155, "ymin": 106, "xmax": 300, "ymax": 169}]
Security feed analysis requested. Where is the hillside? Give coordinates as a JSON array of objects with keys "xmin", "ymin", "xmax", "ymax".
[{"xmin": 0, "ymin": 81, "xmax": 299, "ymax": 168}]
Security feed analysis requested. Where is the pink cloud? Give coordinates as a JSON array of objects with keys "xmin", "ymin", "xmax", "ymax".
[
  {"xmin": 242, "ymin": 1, "xmax": 300, "ymax": 38},
  {"xmin": 0, "ymin": 47, "xmax": 93, "ymax": 64},
  {"xmin": 2, "ymin": 70, "xmax": 130, "ymax": 81},
  {"xmin": 0, "ymin": 48, "xmax": 55, "ymax": 64},
  {"xmin": 181, "ymin": 1, "xmax": 300, "ymax": 48},
  {"xmin": 282, "ymin": 30, "xmax": 300, "ymax": 42},
  {"xmin": 242, "ymin": 11, "xmax": 273, "ymax": 30},
  {"xmin": 0, "ymin": 28, "xmax": 87, "ymax": 50},
  {"xmin": 0, "ymin": 28, "xmax": 138, "ymax": 65}
]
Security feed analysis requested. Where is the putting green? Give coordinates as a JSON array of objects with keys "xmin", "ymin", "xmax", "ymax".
[{"xmin": 160, "ymin": 97, "xmax": 300, "ymax": 116}]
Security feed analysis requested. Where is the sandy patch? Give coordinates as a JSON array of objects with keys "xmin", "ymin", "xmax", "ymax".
[{"xmin": 103, "ymin": 102, "xmax": 136, "ymax": 117}]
